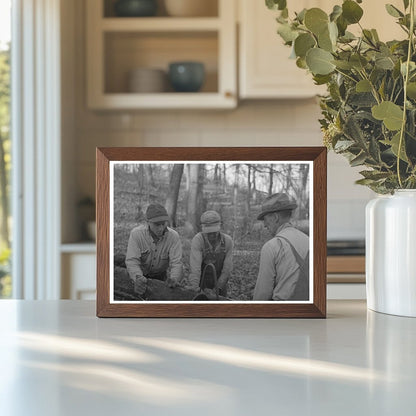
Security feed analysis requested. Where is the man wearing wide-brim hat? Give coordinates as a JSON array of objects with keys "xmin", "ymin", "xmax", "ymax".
[
  {"xmin": 253, "ymin": 193, "xmax": 309, "ymax": 301},
  {"xmin": 188, "ymin": 210, "xmax": 233, "ymax": 297},
  {"xmin": 126, "ymin": 203, "xmax": 182, "ymax": 297}
]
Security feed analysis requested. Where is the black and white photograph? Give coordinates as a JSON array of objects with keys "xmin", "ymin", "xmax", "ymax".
[{"xmin": 110, "ymin": 161, "xmax": 313, "ymax": 303}]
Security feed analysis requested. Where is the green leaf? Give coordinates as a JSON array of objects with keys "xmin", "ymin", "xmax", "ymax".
[
  {"xmin": 344, "ymin": 114, "xmax": 367, "ymax": 147},
  {"xmin": 339, "ymin": 31, "xmax": 356, "ymax": 43},
  {"xmin": 304, "ymin": 8, "xmax": 329, "ymax": 35},
  {"xmin": 277, "ymin": 23, "xmax": 298, "ymax": 43},
  {"xmin": 375, "ymin": 56, "xmax": 395, "ymax": 70},
  {"xmin": 333, "ymin": 59, "xmax": 352, "ymax": 70},
  {"xmin": 371, "ymin": 29, "xmax": 380, "ymax": 43},
  {"xmin": 328, "ymin": 21, "xmax": 338, "ymax": 45},
  {"xmin": 385, "ymin": 4, "xmax": 404, "ymax": 18},
  {"xmin": 356, "ymin": 79, "xmax": 372, "ymax": 92},
  {"xmin": 360, "ymin": 170, "xmax": 391, "ymax": 180},
  {"xmin": 342, "ymin": 0, "xmax": 364, "ymax": 24},
  {"xmin": 330, "ymin": 5, "xmax": 342, "ymax": 22},
  {"xmin": 369, "ymin": 136, "xmax": 382, "ymax": 163},
  {"xmin": 401, "ymin": 61, "xmax": 416, "ymax": 76},
  {"xmin": 334, "ymin": 140, "xmax": 355, "ymax": 151},
  {"xmin": 384, "ymin": 132, "xmax": 409, "ymax": 162},
  {"xmin": 266, "ymin": 0, "xmax": 287, "ymax": 11},
  {"xmin": 296, "ymin": 8, "xmax": 307, "ymax": 23},
  {"xmin": 306, "ymin": 48, "xmax": 336, "ymax": 75},
  {"xmin": 362, "ymin": 29, "xmax": 376, "ymax": 46},
  {"xmin": 350, "ymin": 54, "xmax": 368, "ymax": 70},
  {"xmin": 318, "ymin": 27, "xmax": 334, "ymax": 52},
  {"xmin": 294, "ymin": 33, "xmax": 316, "ymax": 58},
  {"xmin": 350, "ymin": 152, "xmax": 368, "ymax": 167},
  {"xmin": 336, "ymin": 15, "xmax": 348, "ymax": 36},
  {"xmin": 372, "ymin": 101, "xmax": 404, "ymax": 131},
  {"xmin": 313, "ymin": 74, "xmax": 332, "ymax": 85},
  {"xmin": 296, "ymin": 57, "xmax": 308, "ymax": 69},
  {"xmin": 407, "ymin": 82, "xmax": 416, "ymax": 99},
  {"xmin": 355, "ymin": 178, "xmax": 378, "ymax": 186}
]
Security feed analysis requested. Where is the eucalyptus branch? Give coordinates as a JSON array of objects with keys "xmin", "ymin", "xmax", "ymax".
[
  {"xmin": 358, "ymin": 69, "xmax": 381, "ymax": 105},
  {"xmin": 334, "ymin": 68, "xmax": 358, "ymax": 84},
  {"xmin": 397, "ymin": 0, "xmax": 415, "ymax": 188}
]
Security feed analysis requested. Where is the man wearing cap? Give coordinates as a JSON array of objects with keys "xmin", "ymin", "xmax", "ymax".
[
  {"xmin": 188, "ymin": 210, "xmax": 233, "ymax": 297},
  {"xmin": 253, "ymin": 193, "xmax": 309, "ymax": 301},
  {"xmin": 125, "ymin": 203, "xmax": 182, "ymax": 296}
]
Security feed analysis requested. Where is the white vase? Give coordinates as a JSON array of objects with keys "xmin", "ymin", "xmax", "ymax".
[{"xmin": 366, "ymin": 189, "xmax": 416, "ymax": 317}]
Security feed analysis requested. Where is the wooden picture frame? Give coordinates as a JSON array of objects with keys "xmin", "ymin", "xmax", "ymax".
[{"xmin": 96, "ymin": 147, "xmax": 327, "ymax": 318}]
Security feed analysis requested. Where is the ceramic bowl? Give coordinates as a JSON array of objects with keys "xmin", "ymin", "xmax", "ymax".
[
  {"xmin": 168, "ymin": 61, "xmax": 205, "ymax": 92},
  {"xmin": 114, "ymin": 0, "xmax": 158, "ymax": 17},
  {"xmin": 128, "ymin": 68, "xmax": 167, "ymax": 93}
]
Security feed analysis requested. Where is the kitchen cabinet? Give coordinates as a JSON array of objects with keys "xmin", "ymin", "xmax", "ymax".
[
  {"xmin": 61, "ymin": 245, "xmax": 96, "ymax": 300},
  {"xmin": 86, "ymin": 0, "xmax": 237, "ymax": 109},
  {"xmin": 238, "ymin": 0, "xmax": 404, "ymax": 99},
  {"xmin": 239, "ymin": 0, "xmax": 325, "ymax": 99}
]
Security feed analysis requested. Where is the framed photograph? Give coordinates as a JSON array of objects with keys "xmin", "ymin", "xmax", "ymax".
[{"xmin": 96, "ymin": 147, "xmax": 327, "ymax": 318}]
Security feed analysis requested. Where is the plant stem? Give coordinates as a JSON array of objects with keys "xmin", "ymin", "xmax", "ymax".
[{"xmin": 397, "ymin": 0, "xmax": 415, "ymax": 188}]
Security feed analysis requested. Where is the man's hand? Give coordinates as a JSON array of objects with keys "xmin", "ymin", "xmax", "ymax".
[
  {"xmin": 134, "ymin": 275, "xmax": 147, "ymax": 295},
  {"xmin": 166, "ymin": 276, "xmax": 177, "ymax": 289}
]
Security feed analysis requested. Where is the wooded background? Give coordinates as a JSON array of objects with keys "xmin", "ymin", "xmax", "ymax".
[
  {"xmin": 0, "ymin": 43, "xmax": 11, "ymax": 298},
  {"xmin": 113, "ymin": 162, "xmax": 310, "ymax": 300}
]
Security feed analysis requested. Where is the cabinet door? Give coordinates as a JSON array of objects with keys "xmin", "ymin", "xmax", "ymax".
[
  {"xmin": 61, "ymin": 253, "xmax": 96, "ymax": 300},
  {"xmin": 239, "ymin": 0, "xmax": 404, "ymax": 99},
  {"xmin": 239, "ymin": 0, "xmax": 326, "ymax": 99}
]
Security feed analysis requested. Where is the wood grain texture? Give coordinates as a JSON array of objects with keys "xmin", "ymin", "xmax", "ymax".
[{"xmin": 96, "ymin": 147, "xmax": 327, "ymax": 318}]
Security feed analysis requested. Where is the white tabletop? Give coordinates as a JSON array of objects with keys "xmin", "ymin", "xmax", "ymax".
[{"xmin": 0, "ymin": 300, "xmax": 415, "ymax": 416}]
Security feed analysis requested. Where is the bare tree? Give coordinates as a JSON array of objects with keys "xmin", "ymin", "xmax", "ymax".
[
  {"xmin": 186, "ymin": 164, "xmax": 201, "ymax": 234},
  {"xmin": 165, "ymin": 164, "xmax": 184, "ymax": 227},
  {"xmin": 222, "ymin": 163, "xmax": 227, "ymax": 192},
  {"xmin": 268, "ymin": 165, "xmax": 274, "ymax": 195},
  {"xmin": 232, "ymin": 164, "xmax": 240, "ymax": 241}
]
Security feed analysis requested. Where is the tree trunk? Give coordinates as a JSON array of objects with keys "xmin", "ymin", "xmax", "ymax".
[
  {"xmin": 223, "ymin": 163, "xmax": 227, "ymax": 192},
  {"xmin": 146, "ymin": 164, "xmax": 155, "ymax": 188},
  {"xmin": 286, "ymin": 164, "xmax": 292, "ymax": 193},
  {"xmin": 196, "ymin": 164, "xmax": 205, "ymax": 227},
  {"xmin": 232, "ymin": 164, "xmax": 240, "ymax": 241},
  {"xmin": 300, "ymin": 164, "xmax": 309, "ymax": 218},
  {"xmin": 268, "ymin": 165, "xmax": 274, "ymax": 195},
  {"xmin": 252, "ymin": 168, "xmax": 257, "ymax": 203},
  {"xmin": 0, "ymin": 131, "xmax": 9, "ymax": 247},
  {"xmin": 165, "ymin": 164, "xmax": 184, "ymax": 227},
  {"xmin": 244, "ymin": 165, "xmax": 251, "ymax": 234},
  {"xmin": 186, "ymin": 164, "xmax": 201, "ymax": 234}
]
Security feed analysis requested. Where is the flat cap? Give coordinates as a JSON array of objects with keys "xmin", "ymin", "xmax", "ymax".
[
  {"xmin": 257, "ymin": 193, "xmax": 297, "ymax": 220},
  {"xmin": 200, "ymin": 210, "xmax": 221, "ymax": 233},
  {"xmin": 146, "ymin": 203, "xmax": 169, "ymax": 223}
]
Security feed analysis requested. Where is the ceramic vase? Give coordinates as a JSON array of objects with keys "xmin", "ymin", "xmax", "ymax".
[{"xmin": 366, "ymin": 189, "xmax": 416, "ymax": 317}]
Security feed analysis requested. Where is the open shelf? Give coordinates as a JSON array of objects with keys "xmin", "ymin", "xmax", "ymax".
[{"xmin": 86, "ymin": 0, "xmax": 236, "ymax": 109}]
